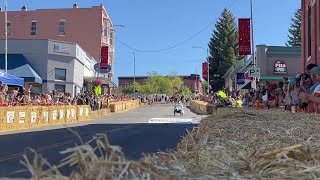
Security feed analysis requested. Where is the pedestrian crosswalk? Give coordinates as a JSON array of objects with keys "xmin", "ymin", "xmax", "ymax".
[{"xmin": 148, "ymin": 118, "xmax": 193, "ymax": 124}]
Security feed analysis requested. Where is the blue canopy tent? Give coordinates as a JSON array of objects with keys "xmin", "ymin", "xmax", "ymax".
[{"xmin": 0, "ymin": 70, "xmax": 24, "ymax": 86}]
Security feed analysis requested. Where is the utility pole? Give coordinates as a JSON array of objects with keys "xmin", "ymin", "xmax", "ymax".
[
  {"xmin": 206, "ymin": 48, "xmax": 209, "ymax": 95},
  {"xmin": 133, "ymin": 52, "xmax": 136, "ymax": 99},
  {"xmin": 250, "ymin": 0, "xmax": 255, "ymax": 65},
  {"xmin": 5, "ymin": 0, "xmax": 8, "ymax": 73}
]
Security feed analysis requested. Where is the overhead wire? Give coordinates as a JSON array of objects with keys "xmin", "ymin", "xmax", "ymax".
[{"xmin": 115, "ymin": 0, "xmax": 239, "ymax": 53}]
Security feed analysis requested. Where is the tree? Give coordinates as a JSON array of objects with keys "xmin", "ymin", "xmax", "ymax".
[
  {"xmin": 286, "ymin": 8, "xmax": 301, "ymax": 47},
  {"xmin": 181, "ymin": 86, "xmax": 191, "ymax": 96},
  {"xmin": 208, "ymin": 8, "xmax": 241, "ymax": 91},
  {"xmin": 125, "ymin": 72, "xmax": 188, "ymax": 95},
  {"xmin": 123, "ymin": 82, "xmax": 142, "ymax": 94}
]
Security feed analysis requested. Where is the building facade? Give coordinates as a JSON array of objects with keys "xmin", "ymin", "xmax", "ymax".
[
  {"xmin": 0, "ymin": 4, "xmax": 115, "ymax": 78},
  {"xmin": 118, "ymin": 74, "xmax": 202, "ymax": 94},
  {"xmin": 301, "ymin": 0, "xmax": 320, "ymax": 70},
  {"xmin": 223, "ymin": 45, "xmax": 301, "ymax": 94},
  {"xmin": 0, "ymin": 39, "xmax": 98, "ymax": 96}
]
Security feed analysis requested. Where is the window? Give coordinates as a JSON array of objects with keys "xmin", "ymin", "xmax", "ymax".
[
  {"xmin": 31, "ymin": 21, "xmax": 37, "ymax": 36},
  {"xmin": 103, "ymin": 21, "xmax": 109, "ymax": 37},
  {"xmin": 54, "ymin": 84, "xmax": 66, "ymax": 93},
  {"xmin": 307, "ymin": 6, "xmax": 312, "ymax": 57},
  {"xmin": 109, "ymin": 31, "xmax": 114, "ymax": 45},
  {"xmin": 6, "ymin": 21, "xmax": 11, "ymax": 37},
  {"xmin": 59, "ymin": 20, "xmax": 65, "ymax": 35},
  {"xmin": 55, "ymin": 68, "xmax": 66, "ymax": 81},
  {"xmin": 124, "ymin": 83, "xmax": 130, "ymax": 88}
]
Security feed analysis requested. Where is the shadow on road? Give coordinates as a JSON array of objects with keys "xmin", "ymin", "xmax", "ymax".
[{"xmin": 0, "ymin": 123, "xmax": 197, "ymax": 178}]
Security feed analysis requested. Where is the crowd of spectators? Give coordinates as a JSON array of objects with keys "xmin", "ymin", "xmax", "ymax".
[
  {"xmin": 195, "ymin": 63, "xmax": 320, "ymax": 114},
  {"xmin": 0, "ymin": 83, "xmax": 132, "ymax": 111},
  {"xmin": 242, "ymin": 64, "xmax": 320, "ymax": 113}
]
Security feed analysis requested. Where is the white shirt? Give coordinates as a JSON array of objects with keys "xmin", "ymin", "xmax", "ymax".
[{"xmin": 314, "ymin": 84, "xmax": 320, "ymax": 94}]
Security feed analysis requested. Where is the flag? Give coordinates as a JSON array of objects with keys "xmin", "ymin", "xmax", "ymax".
[
  {"xmin": 202, "ymin": 62, "xmax": 208, "ymax": 81},
  {"xmin": 238, "ymin": 18, "xmax": 251, "ymax": 55},
  {"xmin": 100, "ymin": 45, "xmax": 109, "ymax": 70}
]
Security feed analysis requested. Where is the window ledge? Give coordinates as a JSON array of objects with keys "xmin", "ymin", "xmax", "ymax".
[{"xmin": 307, "ymin": 56, "xmax": 311, "ymax": 62}]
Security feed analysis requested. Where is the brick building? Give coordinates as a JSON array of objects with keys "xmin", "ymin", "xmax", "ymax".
[
  {"xmin": 0, "ymin": 4, "xmax": 116, "ymax": 79},
  {"xmin": 118, "ymin": 74, "xmax": 202, "ymax": 94},
  {"xmin": 301, "ymin": 0, "xmax": 320, "ymax": 70}
]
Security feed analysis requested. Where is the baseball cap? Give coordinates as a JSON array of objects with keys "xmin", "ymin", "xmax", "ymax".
[{"xmin": 310, "ymin": 66, "xmax": 320, "ymax": 75}]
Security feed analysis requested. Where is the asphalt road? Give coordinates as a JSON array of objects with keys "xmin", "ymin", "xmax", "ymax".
[{"xmin": 0, "ymin": 104, "xmax": 203, "ymax": 178}]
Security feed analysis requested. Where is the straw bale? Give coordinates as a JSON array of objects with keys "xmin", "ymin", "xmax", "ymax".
[{"xmin": 141, "ymin": 108, "xmax": 320, "ymax": 179}]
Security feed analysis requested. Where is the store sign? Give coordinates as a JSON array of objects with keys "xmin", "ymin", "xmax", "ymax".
[
  {"xmin": 237, "ymin": 73, "xmax": 245, "ymax": 85},
  {"xmin": 248, "ymin": 68, "xmax": 260, "ymax": 77},
  {"xmin": 274, "ymin": 61, "xmax": 287, "ymax": 74},
  {"xmin": 53, "ymin": 44, "xmax": 70, "ymax": 54}
]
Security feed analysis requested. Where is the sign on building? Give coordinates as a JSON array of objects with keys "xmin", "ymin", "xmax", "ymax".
[
  {"xmin": 248, "ymin": 68, "xmax": 260, "ymax": 77},
  {"xmin": 238, "ymin": 18, "xmax": 251, "ymax": 55},
  {"xmin": 251, "ymin": 77, "xmax": 257, "ymax": 89},
  {"xmin": 53, "ymin": 44, "xmax": 70, "ymax": 54},
  {"xmin": 100, "ymin": 45, "xmax": 109, "ymax": 70},
  {"xmin": 237, "ymin": 73, "xmax": 245, "ymax": 85},
  {"xmin": 274, "ymin": 61, "xmax": 287, "ymax": 74}
]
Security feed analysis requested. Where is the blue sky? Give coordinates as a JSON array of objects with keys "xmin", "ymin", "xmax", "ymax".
[{"xmin": 2, "ymin": 0, "xmax": 300, "ymax": 84}]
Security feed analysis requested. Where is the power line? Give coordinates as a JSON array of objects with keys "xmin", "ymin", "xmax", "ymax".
[{"xmin": 116, "ymin": 0, "xmax": 239, "ymax": 53}]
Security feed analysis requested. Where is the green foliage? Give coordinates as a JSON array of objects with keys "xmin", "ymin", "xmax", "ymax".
[
  {"xmin": 286, "ymin": 8, "xmax": 301, "ymax": 47},
  {"xmin": 122, "ymin": 72, "xmax": 186, "ymax": 95},
  {"xmin": 181, "ymin": 86, "xmax": 191, "ymax": 96},
  {"xmin": 208, "ymin": 8, "xmax": 243, "ymax": 91},
  {"xmin": 122, "ymin": 82, "xmax": 141, "ymax": 94}
]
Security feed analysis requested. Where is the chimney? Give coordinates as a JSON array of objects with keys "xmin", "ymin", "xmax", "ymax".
[
  {"xmin": 73, "ymin": 3, "xmax": 78, "ymax": 8},
  {"xmin": 21, "ymin": 5, "xmax": 27, "ymax": 11}
]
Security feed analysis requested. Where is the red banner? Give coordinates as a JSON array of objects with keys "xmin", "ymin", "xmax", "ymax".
[
  {"xmin": 238, "ymin": 18, "xmax": 251, "ymax": 55},
  {"xmin": 100, "ymin": 45, "xmax": 109, "ymax": 70},
  {"xmin": 202, "ymin": 62, "xmax": 208, "ymax": 81}
]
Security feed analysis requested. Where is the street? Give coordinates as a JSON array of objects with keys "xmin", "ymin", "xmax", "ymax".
[{"xmin": 0, "ymin": 104, "xmax": 203, "ymax": 178}]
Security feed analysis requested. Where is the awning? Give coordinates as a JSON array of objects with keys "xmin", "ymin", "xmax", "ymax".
[
  {"xmin": 0, "ymin": 70, "xmax": 24, "ymax": 86},
  {"xmin": 260, "ymin": 75, "xmax": 284, "ymax": 81},
  {"xmin": 0, "ymin": 54, "xmax": 42, "ymax": 84},
  {"xmin": 84, "ymin": 76, "xmax": 117, "ymax": 88}
]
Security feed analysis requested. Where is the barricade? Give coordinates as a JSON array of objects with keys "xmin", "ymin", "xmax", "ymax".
[
  {"xmin": 0, "ymin": 101, "xmax": 138, "ymax": 132},
  {"xmin": 109, "ymin": 100, "xmax": 141, "ymax": 113},
  {"xmin": 48, "ymin": 106, "xmax": 61, "ymax": 125},
  {"xmin": 39, "ymin": 106, "xmax": 50, "ymax": 126},
  {"xmin": 28, "ymin": 106, "xmax": 42, "ymax": 128},
  {"xmin": 69, "ymin": 106, "xmax": 77, "ymax": 123},
  {"xmin": 190, "ymin": 101, "xmax": 215, "ymax": 115},
  {"xmin": 77, "ymin": 105, "xmax": 91, "ymax": 121}
]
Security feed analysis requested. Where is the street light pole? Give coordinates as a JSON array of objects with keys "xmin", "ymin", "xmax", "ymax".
[
  {"xmin": 250, "ymin": 0, "xmax": 255, "ymax": 65},
  {"xmin": 192, "ymin": 46, "xmax": 210, "ymax": 95},
  {"xmin": 132, "ymin": 52, "xmax": 136, "ymax": 99},
  {"xmin": 5, "ymin": 0, "xmax": 8, "ymax": 73}
]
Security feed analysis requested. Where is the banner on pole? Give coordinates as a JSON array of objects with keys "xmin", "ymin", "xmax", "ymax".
[
  {"xmin": 202, "ymin": 62, "xmax": 208, "ymax": 81},
  {"xmin": 100, "ymin": 45, "xmax": 109, "ymax": 70},
  {"xmin": 238, "ymin": 18, "xmax": 251, "ymax": 55}
]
